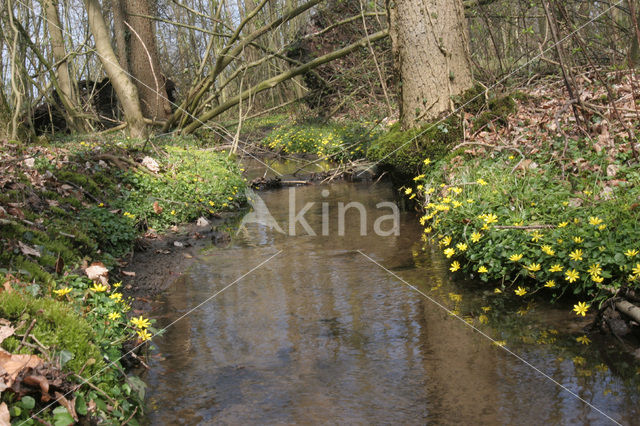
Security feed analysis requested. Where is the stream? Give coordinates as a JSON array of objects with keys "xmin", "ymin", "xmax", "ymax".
[{"xmin": 144, "ymin": 161, "xmax": 640, "ymax": 425}]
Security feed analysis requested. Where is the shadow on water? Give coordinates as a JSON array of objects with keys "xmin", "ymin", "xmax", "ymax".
[{"xmin": 145, "ymin": 172, "xmax": 639, "ymax": 425}]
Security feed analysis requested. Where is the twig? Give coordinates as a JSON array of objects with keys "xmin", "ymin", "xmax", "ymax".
[
  {"xmin": 17, "ymin": 318, "xmax": 37, "ymax": 351},
  {"xmin": 73, "ymin": 374, "xmax": 118, "ymax": 406},
  {"xmin": 121, "ymin": 406, "xmax": 138, "ymax": 425}
]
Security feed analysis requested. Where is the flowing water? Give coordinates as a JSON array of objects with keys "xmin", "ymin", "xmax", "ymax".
[{"xmin": 145, "ymin": 162, "xmax": 640, "ymax": 425}]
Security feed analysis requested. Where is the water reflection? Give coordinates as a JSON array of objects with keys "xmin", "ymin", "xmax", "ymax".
[{"xmin": 145, "ymin": 180, "xmax": 639, "ymax": 425}]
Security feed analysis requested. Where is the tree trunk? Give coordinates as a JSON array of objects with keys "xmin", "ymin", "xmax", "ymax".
[
  {"xmin": 84, "ymin": 0, "xmax": 147, "ymax": 138},
  {"xmin": 122, "ymin": 0, "xmax": 172, "ymax": 121},
  {"xmin": 387, "ymin": 0, "xmax": 473, "ymax": 128},
  {"xmin": 111, "ymin": 0, "xmax": 130, "ymax": 74},
  {"xmin": 43, "ymin": 0, "xmax": 86, "ymax": 132}
]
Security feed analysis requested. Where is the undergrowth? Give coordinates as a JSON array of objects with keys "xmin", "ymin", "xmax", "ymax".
[{"xmin": 0, "ymin": 135, "xmax": 246, "ymax": 424}]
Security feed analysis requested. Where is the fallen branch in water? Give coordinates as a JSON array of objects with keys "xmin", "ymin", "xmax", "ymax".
[{"xmin": 615, "ymin": 299, "xmax": 640, "ymax": 324}]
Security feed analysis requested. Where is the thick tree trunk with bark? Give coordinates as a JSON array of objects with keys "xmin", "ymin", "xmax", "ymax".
[
  {"xmin": 387, "ymin": 0, "xmax": 473, "ymax": 128},
  {"xmin": 85, "ymin": 0, "xmax": 147, "ymax": 138},
  {"xmin": 122, "ymin": 0, "xmax": 172, "ymax": 121}
]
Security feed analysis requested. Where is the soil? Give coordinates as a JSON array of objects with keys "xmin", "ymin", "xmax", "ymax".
[{"xmin": 117, "ymin": 213, "xmax": 240, "ymax": 309}]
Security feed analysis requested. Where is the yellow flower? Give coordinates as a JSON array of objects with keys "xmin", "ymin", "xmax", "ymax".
[
  {"xmin": 90, "ymin": 283, "xmax": 108, "ymax": 292},
  {"xmin": 405, "ymin": 187, "xmax": 413, "ymax": 195},
  {"xmin": 565, "ymin": 269, "xmax": 580, "ymax": 283},
  {"xmin": 170, "ymin": 210, "xmax": 176, "ymax": 215},
  {"xmin": 130, "ymin": 315, "xmax": 151, "ymax": 329},
  {"xmin": 591, "ymin": 275, "xmax": 604, "ymax": 283},
  {"xmin": 633, "ymin": 263, "xmax": 640, "ymax": 276},
  {"xmin": 443, "ymin": 248, "xmax": 456, "ymax": 258},
  {"xmin": 541, "ymin": 245, "xmax": 555, "ymax": 256},
  {"xmin": 424, "ymin": 158, "xmax": 431, "ymax": 165},
  {"xmin": 209, "ymin": 200, "xmax": 215, "ymax": 206},
  {"xmin": 109, "ymin": 292, "xmax": 123, "ymax": 302},
  {"xmin": 587, "ymin": 263, "xmax": 602, "ymax": 276},
  {"xmin": 481, "ymin": 306, "xmax": 491, "ymax": 312},
  {"xmin": 573, "ymin": 236, "xmax": 584, "ymax": 244},
  {"xmin": 98, "ymin": 203, "xmax": 104, "ymax": 207},
  {"xmin": 525, "ymin": 263, "xmax": 541, "ymax": 272},
  {"xmin": 557, "ymin": 222, "xmax": 568, "ymax": 228},
  {"xmin": 471, "ymin": 232, "xmax": 482, "ymax": 243},
  {"xmin": 509, "ymin": 253, "xmax": 523, "ymax": 262},
  {"xmin": 478, "ymin": 315, "xmax": 489, "ymax": 324},
  {"xmin": 108, "ymin": 312, "xmax": 121, "ymax": 321},
  {"xmin": 136, "ymin": 329, "xmax": 153, "ymax": 342},
  {"xmin": 572, "ymin": 301, "xmax": 590, "ymax": 316},
  {"xmin": 413, "ymin": 174, "xmax": 425, "ymax": 181},
  {"xmin": 530, "ymin": 231, "xmax": 543, "ymax": 242},
  {"xmin": 572, "ymin": 356, "xmax": 586, "ymax": 366},
  {"xmin": 544, "ymin": 280, "xmax": 556, "ymax": 288},
  {"xmin": 440, "ymin": 236, "xmax": 452, "ymax": 246},
  {"xmin": 449, "ymin": 261, "xmax": 461, "ymax": 272},
  {"xmin": 624, "ymin": 249, "xmax": 638, "ymax": 258},
  {"xmin": 448, "ymin": 293, "xmax": 462, "ymax": 302},
  {"xmin": 514, "ymin": 286, "xmax": 527, "ymax": 296},
  {"xmin": 569, "ymin": 249, "xmax": 583, "ymax": 261},
  {"xmin": 494, "ymin": 288, "xmax": 502, "ymax": 293},
  {"xmin": 476, "ymin": 178, "xmax": 488, "ymax": 186},
  {"xmin": 113, "ymin": 282, "xmax": 122, "ymax": 288},
  {"xmin": 478, "ymin": 266, "xmax": 488, "ymax": 273},
  {"xmin": 588, "ymin": 216, "xmax": 603, "ymax": 226},
  {"xmin": 483, "ymin": 213, "xmax": 498, "ymax": 224},
  {"xmin": 549, "ymin": 264, "xmax": 563, "ymax": 272},
  {"xmin": 53, "ymin": 287, "xmax": 72, "ymax": 297},
  {"xmin": 456, "ymin": 243, "xmax": 468, "ymax": 252},
  {"xmin": 598, "ymin": 224, "xmax": 607, "ymax": 231}
]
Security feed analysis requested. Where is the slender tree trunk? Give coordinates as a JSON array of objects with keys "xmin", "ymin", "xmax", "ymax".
[
  {"xmin": 112, "ymin": 0, "xmax": 130, "ymax": 74},
  {"xmin": 43, "ymin": 0, "xmax": 86, "ymax": 132},
  {"xmin": 84, "ymin": 0, "xmax": 147, "ymax": 138},
  {"xmin": 387, "ymin": 0, "xmax": 473, "ymax": 128}
]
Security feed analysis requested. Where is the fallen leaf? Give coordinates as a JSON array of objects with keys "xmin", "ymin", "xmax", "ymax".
[
  {"xmin": 196, "ymin": 217, "xmax": 209, "ymax": 227},
  {"xmin": 0, "ymin": 349, "xmax": 44, "ymax": 387},
  {"xmin": 152, "ymin": 201, "xmax": 163, "ymax": 214},
  {"xmin": 55, "ymin": 254, "xmax": 64, "ymax": 275},
  {"xmin": 0, "ymin": 326, "xmax": 13, "ymax": 346},
  {"xmin": 0, "ymin": 402, "xmax": 9, "ymax": 426},
  {"xmin": 23, "ymin": 375, "xmax": 50, "ymax": 401},
  {"xmin": 121, "ymin": 271, "xmax": 136, "ymax": 277},
  {"xmin": 18, "ymin": 241, "xmax": 41, "ymax": 258},
  {"xmin": 23, "ymin": 158, "xmax": 35, "ymax": 168}
]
